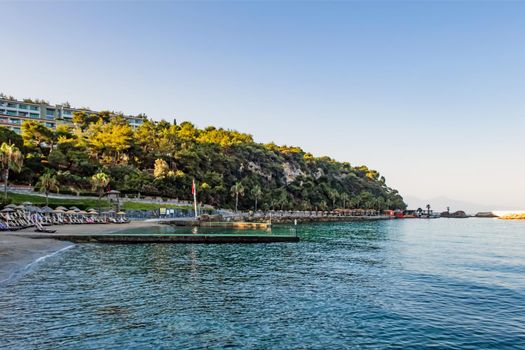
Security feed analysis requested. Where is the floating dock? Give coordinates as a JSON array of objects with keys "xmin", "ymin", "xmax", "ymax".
[
  {"xmin": 18, "ymin": 233, "xmax": 299, "ymax": 244},
  {"xmin": 160, "ymin": 220, "xmax": 271, "ymax": 229}
]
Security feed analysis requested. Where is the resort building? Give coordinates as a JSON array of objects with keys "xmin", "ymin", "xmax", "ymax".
[{"xmin": 0, "ymin": 96, "xmax": 145, "ymax": 134}]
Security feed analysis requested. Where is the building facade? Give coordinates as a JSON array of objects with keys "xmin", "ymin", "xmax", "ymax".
[{"xmin": 0, "ymin": 97, "xmax": 144, "ymax": 134}]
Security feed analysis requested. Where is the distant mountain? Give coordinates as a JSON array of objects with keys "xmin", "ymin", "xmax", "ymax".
[{"xmin": 403, "ymin": 195, "xmax": 514, "ymax": 215}]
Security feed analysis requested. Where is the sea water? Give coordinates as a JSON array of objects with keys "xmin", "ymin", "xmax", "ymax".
[{"xmin": 0, "ymin": 219, "xmax": 524, "ymax": 349}]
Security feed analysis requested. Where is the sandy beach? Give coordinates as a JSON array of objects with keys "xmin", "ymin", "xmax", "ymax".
[{"xmin": 0, "ymin": 221, "xmax": 161, "ymax": 284}]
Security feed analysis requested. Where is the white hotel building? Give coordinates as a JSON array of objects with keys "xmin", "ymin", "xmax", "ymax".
[{"xmin": 0, "ymin": 97, "xmax": 144, "ymax": 134}]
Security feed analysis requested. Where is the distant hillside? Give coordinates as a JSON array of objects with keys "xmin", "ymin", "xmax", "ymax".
[{"xmin": 1, "ymin": 112, "xmax": 406, "ymax": 211}]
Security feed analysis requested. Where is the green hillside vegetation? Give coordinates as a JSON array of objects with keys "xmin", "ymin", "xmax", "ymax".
[{"xmin": 0, "ymin": 110, "xmax": 406, "ymax": 211}]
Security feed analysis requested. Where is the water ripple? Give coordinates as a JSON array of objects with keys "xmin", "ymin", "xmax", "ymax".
[{"xmin": 1, "ymin": 219, "xmax": 524, "ymax": 349}]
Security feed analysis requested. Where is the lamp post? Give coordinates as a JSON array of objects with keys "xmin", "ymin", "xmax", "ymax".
[{"xmin": 107, "ymin": 190, "xmax": 121, "ymax": 212}]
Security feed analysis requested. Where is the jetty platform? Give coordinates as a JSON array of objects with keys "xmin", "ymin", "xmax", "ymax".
[
  {"xmin": 149, "ymin": 218, "xmax": 271, "ymax": 229},
  {"xmin": 12, "ymin": 232, "xmax": 298, "ymax": 244}
]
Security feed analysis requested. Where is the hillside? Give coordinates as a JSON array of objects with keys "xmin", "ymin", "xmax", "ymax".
[{"xmin": 1, "ymin": 112, "xmax": 406, "ymax": 211}]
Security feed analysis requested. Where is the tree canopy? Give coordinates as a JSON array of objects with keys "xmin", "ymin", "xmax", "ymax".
[{"xmin": 2, "ymin": 113, "xmax": 406, "ymax": 211}]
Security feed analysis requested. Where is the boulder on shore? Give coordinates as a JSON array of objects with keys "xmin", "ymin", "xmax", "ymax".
[
  {"xmin": 441, "ymin": 210, "xmax": 468, "ymax": 218},
  {"xmin": 475, "ymin": 212, "xmax": 497, "ymax": 218}
]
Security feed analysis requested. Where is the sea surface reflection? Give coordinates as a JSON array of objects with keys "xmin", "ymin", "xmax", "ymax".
[{"xmin": 1, "ymin": 219, "xmax": 524, "ymax": 349}]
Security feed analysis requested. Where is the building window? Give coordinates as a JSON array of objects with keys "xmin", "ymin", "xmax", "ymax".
[
  {"xmin": 30, "ymin": 113, "xmax": 40, "ymax": 118},
  {"xmin": 7, "ymin": 103, "xmax": 17, "ymax": 108},
  {"xmin": 29, "ymin": 106, "xmax": 39, "ymax": 111},
  {"xmin": 18, "ymin": 104, "xmax": 28, "ymax": 110}
]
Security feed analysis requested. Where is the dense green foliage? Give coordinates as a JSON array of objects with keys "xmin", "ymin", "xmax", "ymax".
[{"xmin": 5, "ymin": 112, "xmax": 406, "ymax": 211}]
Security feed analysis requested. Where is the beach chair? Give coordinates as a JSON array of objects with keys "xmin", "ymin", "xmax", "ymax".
[{"xmin": 34, "ymin": 221, "xmax": 56, "ymax": 233}]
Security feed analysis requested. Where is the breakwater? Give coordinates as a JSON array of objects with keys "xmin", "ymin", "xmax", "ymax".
[
  {"xmin": 247, "ymin": 214, "xmax": 392, "ymax": 224},
  {"xmin": 18, "ymin": 233, "xmax": 299, "ymax": 244}
]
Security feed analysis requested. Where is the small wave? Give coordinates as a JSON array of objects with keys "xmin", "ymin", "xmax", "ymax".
[
  {"xmin": 0, "ymin": 244, "xmax": 76, "ymax": 285},
  {"xmin": 24, "ymin": 244, "xmax": 75, "ymax": 270}
]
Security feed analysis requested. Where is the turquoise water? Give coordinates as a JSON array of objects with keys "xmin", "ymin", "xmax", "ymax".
[{"xmin": 1, "ymin": 219, "xmax": 524, "ymax": 349}]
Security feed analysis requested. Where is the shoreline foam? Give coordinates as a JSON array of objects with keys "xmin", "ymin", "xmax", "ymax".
[{"xmin": 0, "ymin": 221, "xmax": 162, "ymax": 284}]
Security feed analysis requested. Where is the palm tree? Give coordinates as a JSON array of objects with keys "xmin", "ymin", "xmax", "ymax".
[
  {"xmin": 91, "ymin": 172, "xmax": 110, "ymax": 211},
  {"xmin": 230, "ymin": 182, "xmax": 245, "ymax": 212},
  {"xmin": 251, "ymin": 184, "xmax": 262, "ymax": 211},
  {"xmin": 0, "ymin": 143, "xmax": 24, "ymax": 201},
  {"xmin": 37, "ymin": 172, "xmax": 60, "ymax": 205},
  {"xmin": 327, "ymin": 189, "xmax": 339, "ymax": 209},
  {"xmin": 426, "ymin": 204, "xmax": 431, "ymax": 217},
  {"xmin": 340, "ymin": 193, "xmax": 350, "ymax": 209}
]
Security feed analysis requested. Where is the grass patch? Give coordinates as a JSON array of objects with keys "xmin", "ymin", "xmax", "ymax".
[
  {"xmin": 122, "ymin": 202, "xmax": 191, "ymax": 210},
  {"xmin": 6, "ymin": 192, "xmax": 192, "ymax": 211},
  {"xmin": 7, "ymin": 192, "xmax": 107, "ymax": 209}
]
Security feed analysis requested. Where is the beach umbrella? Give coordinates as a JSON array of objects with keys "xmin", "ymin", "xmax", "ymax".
[
  {"xmin": 117, "ymin": 211, "xmax": 126, "ymax": 215},
  {"xmin": 15, "ymin": 205, "xmax": 25, "ymax": 210},
  {"xmin": 69, "ymin": 206, "xmax": 79, "ymax": 211},
  {"xmin": 26, "ymin": 206, "xmax": 42, "ymax": 213},
  {"xmin": 66, "ymin": 209, "xmax": 77, "ymax": 214},
  {"xmin": 53, "ymin": 209, "xmax": 65, "ymax": 213},
  {"xmin": 41, "ymin": 206, "xmax": 54, "ymax": 214},
  {"xmin": 5, "ymin": 204, "xmax": 16, "ymax": 208},
  {"xmin": 22, "ymin": 201, "xmax": 32, "ymax": 206},
  {"xmin": 1, "ymin": 208, "xmax": 14, "ymax": 212},
  {"xmin": 78, "ymin": 210, "xmax": 87, "ymax": 214},
  {"xmin": 55, "ymin": 206, "xmax": 67, "ymax": 211}
]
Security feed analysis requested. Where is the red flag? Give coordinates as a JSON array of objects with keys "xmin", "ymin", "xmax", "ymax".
[{"xmin": 192, "ymin": 179, "xmax": 195, "ymax": 195}]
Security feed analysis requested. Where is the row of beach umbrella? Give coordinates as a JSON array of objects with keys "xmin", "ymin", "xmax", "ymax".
[{"xmin": 1, "ymin": 203, "xmax": 126, "ymax": 216}]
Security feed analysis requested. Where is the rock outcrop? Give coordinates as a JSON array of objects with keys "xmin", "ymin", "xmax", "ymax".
[{"xmin": 441, "ymin": 210, "xmax": 468, "ymax": 218}]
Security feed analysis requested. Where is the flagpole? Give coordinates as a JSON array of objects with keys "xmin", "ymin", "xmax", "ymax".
[{"xmin": 193, "ymin": 179, "xmax": 198, "ymax": 219}]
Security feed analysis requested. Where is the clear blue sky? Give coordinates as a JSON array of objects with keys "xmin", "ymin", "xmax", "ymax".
[{"xmin": 1, "ymin": 1, "xmax": 524, "ymax": 209}]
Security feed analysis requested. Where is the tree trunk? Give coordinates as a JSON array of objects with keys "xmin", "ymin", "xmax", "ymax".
[
  {"xmin": 235, "ymin": 192, "xmax": 239, "ymax": 212},
  {"xmin": 98, "ymin": 190, "xmax": 102, "ymax": 213},
  {"xmin": 3, "ymin": 169, "xmax": 8, "ymax": 201},
  {"xmin": 46, "ymin": 191, "xmax": 49, "ymax": 206},
  {"xmin": 254, "ymin": 198, "xmax": 258, "ymax": 212}
]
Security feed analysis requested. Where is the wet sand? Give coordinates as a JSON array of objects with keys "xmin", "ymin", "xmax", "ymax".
[{"xmin": 0, "ymin": 221, "xmax": 161, "ymax": 283}]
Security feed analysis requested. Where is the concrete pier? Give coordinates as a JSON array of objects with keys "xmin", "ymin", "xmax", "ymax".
[{"xmin": 17, "ymin": 233, "xmax": 299, "ymax": 244}]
